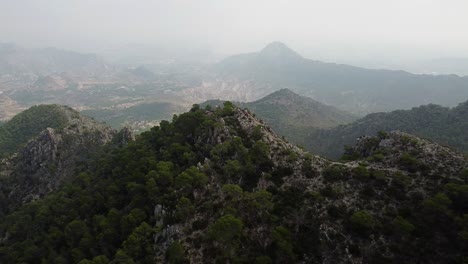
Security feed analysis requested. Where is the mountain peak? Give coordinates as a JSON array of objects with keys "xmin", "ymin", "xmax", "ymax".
[
  {"xmin": 271, "ymin": 88, "xmax": 299, "ymax": 97},
  {"xmin": 259, "ymin": 41, "xmax": 302, "ymax": 60},
  {"xmin": 247, "ymin": 89, "xmax": 357, "ymax": 129},
  {"xmin": 260, "ymin": 88, "xmax": 319, "ymax": 103}
]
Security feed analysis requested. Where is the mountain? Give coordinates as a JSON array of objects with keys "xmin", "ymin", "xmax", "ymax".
[
  {"xmin": 304, "ymin": 100, "xmax": 468, "ymax": 159},
  {"xmin": 241, "ymin": 88, "xmax": 356, "ymax": 129},
  {"xmin": 0, "ymin": 43, "xmax": 109, "ymax": 77},
  {"xmin": 0, "ymin": 103, "xmax": 466, "ymax": 263},
  {"xmin": 203, "ymin": 88, "xmax": 356, "ymax": 137},
  {"xmin": 0, "ymin": 105, "xmax": 130, "ymax": 215},
  {"xmin": 0, "ymin": 43, "xmax": 199, "ymax": 128},
  {"xmin": 411, "ymin": 57, "xmax": 468, "ymax": 76},
  {"xmin": 0, "ymin": 104, "xmax": 84, "ymax": 156},
  {"xmin": 185, "ymin": 42, "xmax": 468, "ymax": 115}
]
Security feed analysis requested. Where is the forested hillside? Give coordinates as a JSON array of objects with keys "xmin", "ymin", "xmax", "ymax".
[
  {"xmin": 304, "ymin": 100, "xmax": 468, "ymax": 158},
  {"xmin": 1, "ymin": 103, "xmax": 466, "ymax": 263},
  {"xmin": 0, "ymin": 105, "xmax": 125, "ymax": 216},
  {"xmin": 0, "ymin": 105, "xmax": 78, "ymax": 156}
]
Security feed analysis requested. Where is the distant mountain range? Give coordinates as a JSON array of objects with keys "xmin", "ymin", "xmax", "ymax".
[
  {"xmin": 187, "ymin": 42, "xmax": 468, "ymax": 115},
  {"xmin": 0, "ymin": 43, "xmax": 110, "ymax": 77},
  {"xmin": 410, "ymin": 57, "xmax": 468, "ymax": 76}
]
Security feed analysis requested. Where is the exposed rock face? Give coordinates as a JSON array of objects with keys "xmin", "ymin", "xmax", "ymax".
[
  {"xmin": 0, "ymin": 106, "xmax": 133, "ymax": 213},
  {"xmin": 352, "ymin": 131, "xmax": 467, "ymax": 175}
]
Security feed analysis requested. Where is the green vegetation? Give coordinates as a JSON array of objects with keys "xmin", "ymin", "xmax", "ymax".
[
  {"xmin": 166, "ymin": 241, "xmax": 187, "ymax": 264},
  {"xmin": 0, "ymin": 105, "xmax": 74, "ymax": 156},
  {"xmin": 392, "ymin": 216, "xmax": 415, "ymax": 234},
  {"xmin": 0, "ymin": 103, "xmax": 467, "ymax": 263},
  {"xmin": 323, "ymin": 164, "xmax": 347, "ymax": 181},
  {"xmin": 352, "ymin": 165, "xmax": 370, "ymax": 179},
  {"xmin": 0, "ymin": 104, "xmax": 295, "ymax": 263},
  {"xmin": 350, "ymin": 210, "xmax": 377, "ymax": 234},
  {"xmin": 305, "ymin": 101, "xmax": 468, "ymax": 159}
]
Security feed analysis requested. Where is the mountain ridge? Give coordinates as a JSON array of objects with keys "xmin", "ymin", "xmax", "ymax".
[{"xmin": 0, "ymin": 103, "xmax": 466, "ymax": 263}]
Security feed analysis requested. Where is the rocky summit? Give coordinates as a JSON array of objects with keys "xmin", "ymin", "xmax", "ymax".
[{"xmin": 0, "ymin": 103, "xmax": 467, "ymax": 263}]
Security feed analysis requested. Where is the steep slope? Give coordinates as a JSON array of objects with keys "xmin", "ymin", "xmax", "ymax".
[
  {"xmin": 0, "ymin": 103, "xmax": 466, "ymax": 263},
  {"xmin": 186, "ymin": 42, "xmax": 468, "ymax": 115},
  {"xmin": 0, "ymin": 105, "xmax": 130, "ymax": 214},
  {"xmin": 305, "ymin": 100, "xmax": 468, "ymax": 159}
]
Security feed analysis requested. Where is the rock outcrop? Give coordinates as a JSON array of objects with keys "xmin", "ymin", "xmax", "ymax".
[{"xmin": 0, "ymin": 105, "xmax": 133, "ymax": 214}]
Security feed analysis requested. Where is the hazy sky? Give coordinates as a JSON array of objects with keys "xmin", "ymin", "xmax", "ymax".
[{"xmin": 1, "ymin": 0, "xmax": 468, "ymax": 62}]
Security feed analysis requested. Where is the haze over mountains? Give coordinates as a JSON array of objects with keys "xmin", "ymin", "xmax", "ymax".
[
  {"xmin": 0, "ymin": 42, "xmax": 467, "ymax": 263},
  {"xmin": 2, "ymin": 41, "xmax": 468, "ymax": 123},
  {"xmin": 193, "ymin": 42, "xmax": 468, "ymax": 115},
  {"xmin": 2, "ymin": 0, "xmax": 468, "ymax": 262}
]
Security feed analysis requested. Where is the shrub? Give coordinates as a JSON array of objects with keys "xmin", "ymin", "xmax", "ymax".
[
  {"xmin": 255, "ymin": 256, "xmax": 272, "ymax": 264},
  {"xmin": 377, "ymin": 131, "xmax": 389, "ymax": 139},
  {"xmin": 208, "ymin": 214, "xmax": 244, "ymax": 245},
  {"xmin": 392, "ymin": 172, "xmax": 412, "ymax": 187},
  {"xmin": 399, "ymin": 152, "xmax": 420, "ymax": 172},
  {"xmin": 460, "ymin": 169, "xmax": 468, "ymax": 182},
  {"xmin": 272, "ymin": 226, "xmax": 296, "ymax": 262},
  {"xmin": 341, "ymin": 145, "xmax": 360, "ymax": 161},
  {"xmin": 252, "ymin": 125, "xmax": 263, "ymax": 141},
  {"xmin": 371, "ymin": 153, "xmax": 385, "ymax": 162},
  {"xmin": 423, "ymin": 193, "xmax": 452, "ymax": 214},
  {"xmin": 222, "ymin": 101, "xmax": 234, "ymax": 116},
  {"xmin": 166, "ymin": 241, "xmax": 186, "ymax": 264},
  {"xmin": 392, "ymin": 216, "xmax": 415, "ymax": 234},
  {"xmin": 353, "ymin": 166, "xmax": 370, "ymax": 180},
  {"xmin": 350, "ymin": 210, "xmax": 377, "ymax": 233},
  {"xmin": 323, "ymin": 164, "xmax": 346, "ymax": 181}
]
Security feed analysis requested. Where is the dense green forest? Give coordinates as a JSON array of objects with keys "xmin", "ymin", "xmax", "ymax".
[
  {"xmin": 0, "ymin": 103, "xmax": 467, "ymax": 263},
  {"xmin": 301, "ymin": 100, "xmax": 468, "ymax": 158}
]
